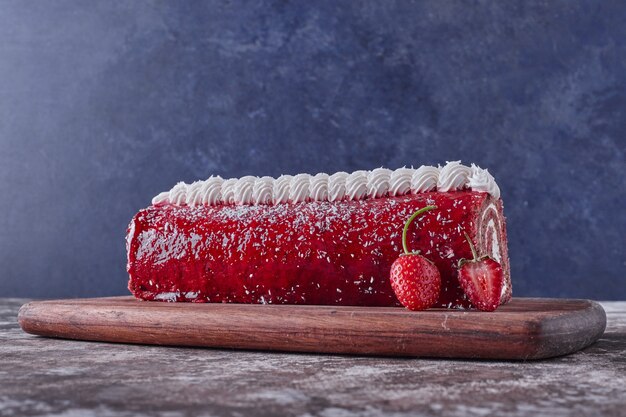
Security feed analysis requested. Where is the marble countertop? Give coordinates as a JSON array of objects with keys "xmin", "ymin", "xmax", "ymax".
[{"xmin": 1, "ymin": 299, "xmax": 625, "ymax": 417}]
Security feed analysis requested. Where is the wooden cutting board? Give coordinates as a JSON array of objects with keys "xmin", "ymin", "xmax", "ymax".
[{"xmin": 18, "ymin": 297, "xmax": 606, "ymax": 360}]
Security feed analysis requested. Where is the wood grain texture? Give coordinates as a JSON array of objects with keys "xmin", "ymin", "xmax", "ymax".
[
  {"xmin": 4, "ymin": 299, "xmax": 626, "ymax": 417},
  {"xmin": 18, "ymin": 297, "xmax": 606, "ymax": 360}
]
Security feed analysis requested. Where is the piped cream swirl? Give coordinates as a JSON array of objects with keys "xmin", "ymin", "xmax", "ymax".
[
  {"xmin": 221, "ymin": 179, "xmax": 237, "ymax": 205},
  {"xmin": 411, "ymin": 166, "xmax": 439, "ymax": 193},
  {"xmin": 367, "ymin": 168, "xmax": 392, "ymax": 198},
  {"xmin": 152, "ymin": 162, "xmax": 501, "ymax": 206},
  {"xmin": 152, "ymin": 191, "xmax": 171, "ymax": 206},
  {"xmin": 290, "ymin": 174, "xmax": 311, "ymax": 203},
  {"xmin": 328, "ymin": 172, "xmax": 348, "ymax": 202},
  {"xmin": 169, "ymin": 182, "xmax": 188, "ymax": 205},
  {"xmin": 253, "ymin": 176, "xmax": 274, "ymax": 205},
  {"xmin": 186, "ymin": 181, "xmax": 204, "ymax": 206},
  {"xmin": 273, "ymin": 175, "xmax": 292, "ymax": 204},
  {"xmin": 469, "ymin": 163, "xmax": 500, "ymax": 199},
  {"xmin": 437, "ymin": 160, "xmax": 471, "ymax": 192},
  {"xmin": 345, "ymin": 170, "xmax": 368, "ymax": 201},
  {"xmin": 310, "ymin": 173, "xmax": 329, "ymax": 201},
  {"xmin": 234, "ymin": 176, "xmax": 256, "ymax": 205},
  {"xmin": 201, "ymin": 176, "xmax": 224, "ymax": 206},
  {"xmin": 389, "ymin": 167, "xmax": 413, "ymax": 196}
]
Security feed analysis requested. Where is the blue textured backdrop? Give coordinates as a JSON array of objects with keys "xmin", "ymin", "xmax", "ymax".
[{"xmin": 0, "ymin": 1, "xmax": 624, "ymax": 299}]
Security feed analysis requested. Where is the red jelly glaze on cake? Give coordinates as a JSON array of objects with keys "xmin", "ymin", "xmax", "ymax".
[{"xmin": 126, "ymin": 191, "xmax": 511, "ymax": 309}]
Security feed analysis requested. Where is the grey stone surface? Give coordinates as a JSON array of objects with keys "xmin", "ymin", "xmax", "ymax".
[
  {"xmin": 0, "ymin": 1, "xmax": 624, "ymax": 299},
  {"xmin": 1, "ymin": 298, "xmax": 625, "ymax": 417}
]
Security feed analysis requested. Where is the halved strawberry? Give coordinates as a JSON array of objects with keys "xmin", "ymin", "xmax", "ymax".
[{"xmin": 458, "ymin": 233, "xmax": 504, "ymax": 311}]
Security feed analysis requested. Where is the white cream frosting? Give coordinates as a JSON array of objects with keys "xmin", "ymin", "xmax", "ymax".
[
  {"xmin": 152, "ymin": 191, "xmax": 170, "ymax": 206},
  {"xmin": 273, "ymin": 175, "xmax": 292, "ymax": 205},
  {"xmin": 253, "ymin": 176, "xmax": 274, "ymax": 205},
  {"xmin": 310, "ymin": 173, "xmax": 329, "ymax": 201},
  {"xmin": 221, "ymin": 178, "xmax": 237, "ymax": 205},
  {"xmin": 290, "ymin": 174, "xmax": 311, "ymax": 203},
  {"xmin": 234, "ymin": 176, "xmax": 256, "ymax": 205},
  {"xmin": 367, "ymin": 168, "xmax": 392, "ymax": 198},
  {"xmin": 201, "ymin": 176, "xmax": 224, "ymax": 206},
  {"xmin": 186, "ymin": 181, "xmax": 204, "ymax": 206},
  {"xmin": 328, "ymin": 171, "xmax": 348, "ymax": 202},
  {"xmin": 389, "ymin": 167, "xmax": 413, "ymax": 196},
  {"xmin": 169, "ymin": 182, "xmax": 188, "ymax": 205},
  {"xmin": 468, "ymin": 163, "xmax": 501, "ymax": 199},
  {"xmin": 151, "ymin": 161, "xmax": 501, "ymax": 206},
  {"xmin": 345, "ymin": 170, "xmax": 368, "ymax": 201},
  {"xmin": 437, "ymin": 160, "xmax": 472, "ymax": 192},
  {"xmin": 411, "ymin": 165, "xmax": 439, "ymax": 193}
]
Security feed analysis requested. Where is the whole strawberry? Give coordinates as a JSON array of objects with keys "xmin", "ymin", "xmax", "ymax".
[
  {"xmin": 457, "ymin": 232, "xmax": 504, "ymax": 311},
  {"xmin": 390, "ymin": 206, "xmax": 441, "ymax": 311}
]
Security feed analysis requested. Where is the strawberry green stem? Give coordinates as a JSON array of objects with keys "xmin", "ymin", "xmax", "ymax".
[
  {"xmin": 463, "ymin": 232, "xmax": 478, "ymax": 261},
  {"xmin": 402, "ymin": 205, "xmax": 437, "ymax": 255}
]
